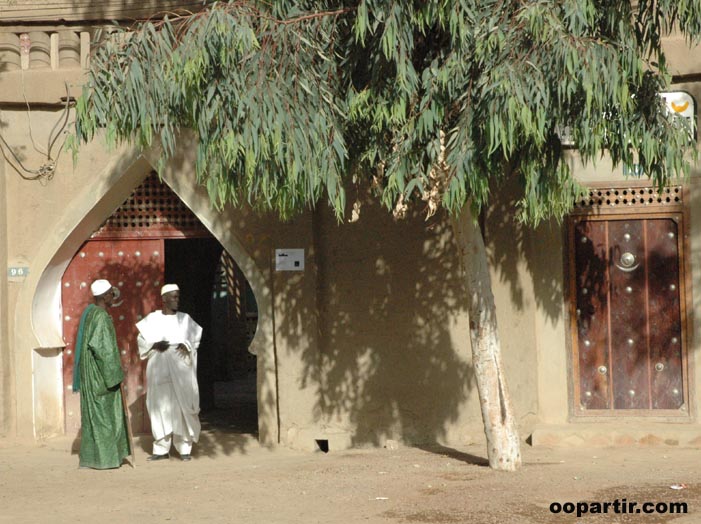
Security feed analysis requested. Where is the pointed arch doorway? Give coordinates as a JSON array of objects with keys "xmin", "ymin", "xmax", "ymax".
[{"xmin": 61, "ymin": 172, "xmax": 258, "ymax": 437}]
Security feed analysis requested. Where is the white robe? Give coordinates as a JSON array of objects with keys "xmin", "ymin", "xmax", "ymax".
[{"xmin": 136, "ymin": 311, "xmax": 203, "ymax": 442}]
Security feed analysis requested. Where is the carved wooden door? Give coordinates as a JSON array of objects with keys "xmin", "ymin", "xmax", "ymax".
[
  {"xmin": 62, "ymin": 238, "xmax": 164, "ymax": 435},
  {"xmin": 571, "ymin": 215, "xmax": 687, "ymax": 413}
]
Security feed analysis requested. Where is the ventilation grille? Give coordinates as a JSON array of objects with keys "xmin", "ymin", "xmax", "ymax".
[
  {"xmin": 91, "ymin": 171, "xmax": 209, "ymax": 239},
  {"xmin": 573, "ymin": 186, "xmax": 683, "ymax": 210}
]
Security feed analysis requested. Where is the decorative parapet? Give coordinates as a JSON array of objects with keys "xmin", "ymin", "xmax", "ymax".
[
  {"xmin": 0, "ymin": 28, "xmax": 93, "ymax": 104},
  {"xmin": 0, "ymin": 1, "xmax": 207, "ymax": 23},
  {"xmin": 0, "ymin": 2, "xmax": 209, "ymax": 103},
  {"xmin": 0, "ymin": 29, "xmax": 90, "ymax": 72}
]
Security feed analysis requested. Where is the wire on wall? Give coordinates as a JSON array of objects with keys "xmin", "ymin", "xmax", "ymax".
[{"xmin": 0, "ymin": 82, "xmax": 73, "ymax": 183}]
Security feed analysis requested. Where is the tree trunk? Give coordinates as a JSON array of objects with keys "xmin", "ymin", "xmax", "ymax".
[{"xmin": 451, "ymin": 204, "xmax": 521, "ymax": 471}]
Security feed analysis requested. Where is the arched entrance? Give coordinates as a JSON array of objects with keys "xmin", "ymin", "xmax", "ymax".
[{"xmin": 61, "ymin": 172, "xmax": 258, "ymax": 437}]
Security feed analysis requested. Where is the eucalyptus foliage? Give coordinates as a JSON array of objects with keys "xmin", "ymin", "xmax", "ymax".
[{"xmin": 73, "ymin": 0, "xmax": 701, "ymax": 223}]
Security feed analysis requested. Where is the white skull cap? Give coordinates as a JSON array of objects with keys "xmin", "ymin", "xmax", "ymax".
[
  {"xmin": 90, "ymin": 279, "xmax": 112, "ymax": 297},
  {"xmin": 160, "ymin": 283, "xmax": 180, "ymax": 296}
]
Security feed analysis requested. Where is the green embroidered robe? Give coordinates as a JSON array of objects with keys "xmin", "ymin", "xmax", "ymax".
[{"xmin": 77, "ymin": 304, "xmax": 131, "ymax": 469}]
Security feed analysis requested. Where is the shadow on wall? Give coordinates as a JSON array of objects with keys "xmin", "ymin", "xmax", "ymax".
[
  {"xmin": 485, "ymin": 177, "xmax": 565, "ymax": 324},
  {"xmin": 275, "ymin": 194, "xmax": 474, "ymax": 448}
]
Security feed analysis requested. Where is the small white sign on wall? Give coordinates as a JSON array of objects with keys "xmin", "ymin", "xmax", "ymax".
[{"xmin": 275, "ymin": 249, "xmax": 305, "ymax": 271}]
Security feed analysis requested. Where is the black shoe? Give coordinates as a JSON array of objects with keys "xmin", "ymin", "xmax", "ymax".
[
  {"xmin": 180, "ymin": 454, "xmax": 192, "ymax": 462},
  {"xmin": 146, "ymin": 454, "xmax": 169, "ymax": 461}
]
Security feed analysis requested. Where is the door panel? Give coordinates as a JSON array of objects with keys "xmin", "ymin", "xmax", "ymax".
[
  {"xmin": 62, "ymin": 238, "xmax": 164, "ymax": 434},
  {"xmin": 608, "ymin": 220, "xmax": 649, "ymax": 409},
  {"xmin": 574, "ymin": 221, "xmax": 611, "ymax": 409},
  {"xmin": 646, "ymin": 219, "xmax": 683, "ymax": 409},
  {"xmin": 572, "ymin": 216, "xmax": 685, "ymax": 413}
]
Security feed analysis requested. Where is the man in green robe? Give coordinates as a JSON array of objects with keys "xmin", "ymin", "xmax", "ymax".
[{"xmin": 73, "ymin": 279, "xmax": 131, "ymax": 469}]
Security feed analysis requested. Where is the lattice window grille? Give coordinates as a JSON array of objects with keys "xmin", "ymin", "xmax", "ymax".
[
  {"xmin": 573, "ymin": 186, "xmax": 683, "ymax": 209},
  {"xmin": 92, "ymin": 172, "xmax": 207, "ymax": 236}
]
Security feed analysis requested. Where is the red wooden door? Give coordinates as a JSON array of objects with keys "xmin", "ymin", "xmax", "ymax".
[
  {"xmin": 62, "ymin": 238, "xmax": 164, "ymax": 434},
  {"xmin": 572, "ymin": 216, "xmax": 686, "ymax": 413}
]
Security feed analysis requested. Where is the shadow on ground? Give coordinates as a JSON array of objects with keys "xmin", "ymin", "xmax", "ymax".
[{"xmin": 416, "ymin": 443, "xmax": 490, "ymax": 468}]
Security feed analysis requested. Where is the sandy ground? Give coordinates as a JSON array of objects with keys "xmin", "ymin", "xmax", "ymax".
[{"xmin": 2, "ymin": 423, "xmax": 701, "ymax": 524}]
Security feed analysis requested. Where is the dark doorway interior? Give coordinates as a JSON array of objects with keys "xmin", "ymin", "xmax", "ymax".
[{"xmin": 164, "ymin": 238, "xmax": 258, "ymax": 434}]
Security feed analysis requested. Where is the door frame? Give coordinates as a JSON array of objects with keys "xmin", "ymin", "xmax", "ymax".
[{"xmin": 566, "ymin": 183, "xmax": 692, "ymax": 419}]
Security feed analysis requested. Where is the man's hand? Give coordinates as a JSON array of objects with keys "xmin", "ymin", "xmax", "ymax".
[
  {"xmin": 152, "ymin": 340, "xmax": 170, "ymax": 352},
  {"xmin": 175, "ymin": 343, "xmax": 189, "ymax": 358}
]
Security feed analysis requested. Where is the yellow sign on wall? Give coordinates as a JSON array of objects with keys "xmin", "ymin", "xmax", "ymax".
[{"xmin": 660, "ymin": 91, "xmax": 696, "ymax": 139}]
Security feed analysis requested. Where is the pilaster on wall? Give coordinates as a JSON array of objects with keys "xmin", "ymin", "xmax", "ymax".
[
  {"xmin": 530, "ymin": 221, "xmax": 569, "ymax": 426},
  {"xmin": 270, "ymin": 214, "xmax": 323, "ymax": 450},
  {"xmin": 0, "ymin": 154, "xmax": 14, "ymax": 437}
]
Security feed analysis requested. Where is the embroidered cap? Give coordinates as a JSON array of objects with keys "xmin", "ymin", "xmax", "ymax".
[
  {"xmin": 161, "ymin": 283, "xmax": 180, "ymax": 296},
  {"xmin": 90, "ymin": 279, "xmax": 113, "ymax": 297}
]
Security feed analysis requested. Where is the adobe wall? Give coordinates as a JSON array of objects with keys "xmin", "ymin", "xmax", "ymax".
[
  {"xmin": 0, "ymin": 99, "xmax": 540, "ymax": 448},
  {"xmin": 155, "ymin": 141, "xmax": 540, "ymax": 451},
  {"xmin": 5, "ymin": 7, "xmax": 700, "ymax": 451},
  {"xmin": 0, "ymin": 9, "xmax": 553, "ymax": 449},
  {"xmin": 310, "ymin": 181, "xmax": 539, "ymax": 449},
  {"xmin": 0, "ymin": 147, "xmax": 12, "ymax": 437}
]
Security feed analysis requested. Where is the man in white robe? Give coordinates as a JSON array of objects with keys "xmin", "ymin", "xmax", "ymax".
[{"xmin": 137, "ymin": 284, "xmax": 203, "ymax": 461}]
